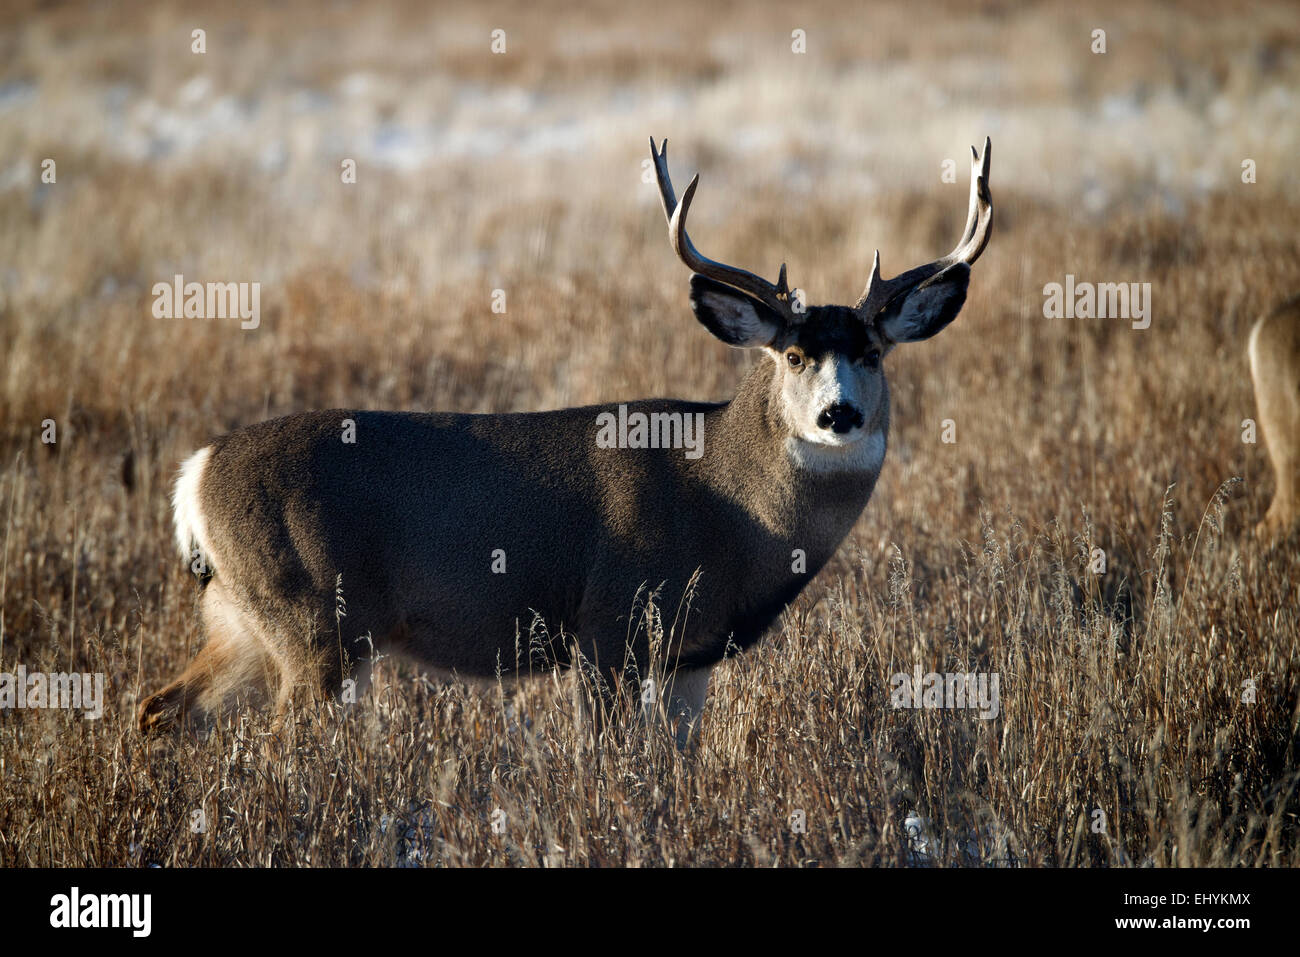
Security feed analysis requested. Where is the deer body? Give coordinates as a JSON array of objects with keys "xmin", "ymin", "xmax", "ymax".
[
  {"xmin": 189, "ymin": 380, "xmax": 882, "ymax": 669},
  {"xmin": 1249, "ymin": 297, "xmax": 1300, "ymax": 543},
  {"xmin": 140, "ymin": 137, "xmax": 992, "ymax": 746}
]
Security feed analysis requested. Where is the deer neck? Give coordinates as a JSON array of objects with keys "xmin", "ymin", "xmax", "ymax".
[{"xmin": 706, "ymin": 356, "xmax": 885, "ymax": 547}]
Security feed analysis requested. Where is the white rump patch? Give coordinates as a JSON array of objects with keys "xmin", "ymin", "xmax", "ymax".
[{"xmin": 172, "ymin": 446, "xmax": 214, "ymax": 568}]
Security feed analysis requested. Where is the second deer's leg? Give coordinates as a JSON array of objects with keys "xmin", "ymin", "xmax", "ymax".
[{"xmin": 1251, "ymin": 311, "xmax": 1300, "ymax": 542}]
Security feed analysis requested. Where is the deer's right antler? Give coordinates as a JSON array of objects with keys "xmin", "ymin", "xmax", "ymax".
[{"xmin": 650, "ymin": 137, "xmax": 800, "ymax": 321}]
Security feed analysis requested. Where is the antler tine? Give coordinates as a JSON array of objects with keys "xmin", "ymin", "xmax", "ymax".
[
  {"xmin": 649, "ymin": 137, "xmax": 678, "ymax": 226},
  {"xmin": 775, "ymin": 263, "xmax": 789, "ymax": 299},
  {"xmin": 953, "ymin": 136, "xmax": 992, "ymax": 262},
  {"xmin": 855, "ymin": 137, "xmax": 993, "ymax": 315},
  {"xmin": 650, "ymin": 137, "xmax": 798, "ymax": 319}
]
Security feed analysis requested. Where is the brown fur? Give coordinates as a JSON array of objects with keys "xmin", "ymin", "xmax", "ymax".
[
  {"xmin": 1250, "ymin": 297, "xmax": 1300, "ymax": 543},
  {"xmin": 140, "ymin": 363, "xmax": 885, "ymax": 735},
  {"xmin": 140, "ymin": 141, "xmax": 989, "ymax": 737},
  {"xmin": 138, "ymin": 580, "xmax": 281, "ymax": 732}
]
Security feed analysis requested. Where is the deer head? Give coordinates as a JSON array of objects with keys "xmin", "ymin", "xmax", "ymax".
[{"xmin": 650, "ymin": 136, "xmax": 992, "ymax": 471}]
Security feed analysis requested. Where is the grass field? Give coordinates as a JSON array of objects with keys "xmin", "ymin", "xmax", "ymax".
[{"xmin": 1, "ymin": 0, "xmax": 1299, "ymax": 866}]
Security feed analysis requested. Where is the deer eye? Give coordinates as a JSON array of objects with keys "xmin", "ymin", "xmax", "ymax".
[
  {"xmin": 864, "ymin": 348, "xmax": 882, "ymax": 367},
  {"xmin": 786, "ymin": 351, "xmax": 804, "ymax": 370}
]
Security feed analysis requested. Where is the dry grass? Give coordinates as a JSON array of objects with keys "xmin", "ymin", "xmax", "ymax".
[{"xmin": 1, "ymin": 0, "xmax": 1299, "ymax": 866}]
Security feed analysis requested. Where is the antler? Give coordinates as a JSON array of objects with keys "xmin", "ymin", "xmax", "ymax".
[
  {"xmin": 854, "ymin": 137, "xmax": 992, "ymax": 317},
  {"xmin": 649, "ymin": 137, "xmax": 799, "ymax": 320}
]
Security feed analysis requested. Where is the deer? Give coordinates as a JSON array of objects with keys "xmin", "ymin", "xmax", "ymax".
[
  {"xmin": 1249, "ymin": 296, "xmax": 1300, "ymax": 544},
  {"xmin": 138, "ymin": 136, "xmax": 992, "ymax": 748}
]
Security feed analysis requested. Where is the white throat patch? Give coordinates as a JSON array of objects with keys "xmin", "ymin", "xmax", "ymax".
[{"xmin": 784, "ymin": 428, "xmax": 886, "ymax": 475}]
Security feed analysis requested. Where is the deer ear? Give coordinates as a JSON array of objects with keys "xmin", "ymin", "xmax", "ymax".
[
  {"xmin": 690, "ymin": 274, "xmax": 784, "ymax": 348},
  {"xmin": 876, "ymin": 262, "xmax": 970, "ymax": 344}
]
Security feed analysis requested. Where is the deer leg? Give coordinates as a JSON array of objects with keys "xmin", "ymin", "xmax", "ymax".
[
  {"xmin": 139, "ymin": 579, "xmax": 280, "ymax": 734},
  {"xmin": 640, "ymin": 664, "xmax": 712, "ymax": 751}
]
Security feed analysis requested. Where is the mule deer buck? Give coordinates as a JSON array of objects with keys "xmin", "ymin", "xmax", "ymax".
[
  {"xmin": 1249, "ymin": 296, "xmax": 1300, "ymax": 543},
  {"xmin": 139, "ymin": 136, "xmax": 993, "ymax": 748}
]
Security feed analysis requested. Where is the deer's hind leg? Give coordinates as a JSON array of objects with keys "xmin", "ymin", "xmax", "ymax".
[
  {"xmin": 255, "ymin": 584, "xmax": 389, "ymax": 725},
  {"xmin": 139, "ymin": 578, "xmax": 283, "ymax": 734}
]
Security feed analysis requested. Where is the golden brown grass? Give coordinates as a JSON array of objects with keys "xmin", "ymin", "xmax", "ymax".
[{"xmin": 1, "ymin": 0, "xmax": 1299, "ymax": 866}]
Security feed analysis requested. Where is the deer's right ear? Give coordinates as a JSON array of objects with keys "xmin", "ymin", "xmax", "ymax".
[{"xmin": 689, "ymin": 275, "xmax": 785, "ymax": 348}]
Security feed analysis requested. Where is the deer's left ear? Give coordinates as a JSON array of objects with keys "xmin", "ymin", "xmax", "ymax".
[{"xmin": 876, "ymin": 262, "xmax": 970, "ymax": 344}]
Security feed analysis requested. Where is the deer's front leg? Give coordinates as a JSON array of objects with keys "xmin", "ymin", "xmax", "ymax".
[{"xmin": 641, "ymin": 665, "xmax": 713, "ymax": 751}]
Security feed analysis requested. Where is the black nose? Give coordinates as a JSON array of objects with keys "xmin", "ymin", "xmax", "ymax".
[{"xmin": 817, "ymin": 402, "xmax": 865, "ymax": 434}]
